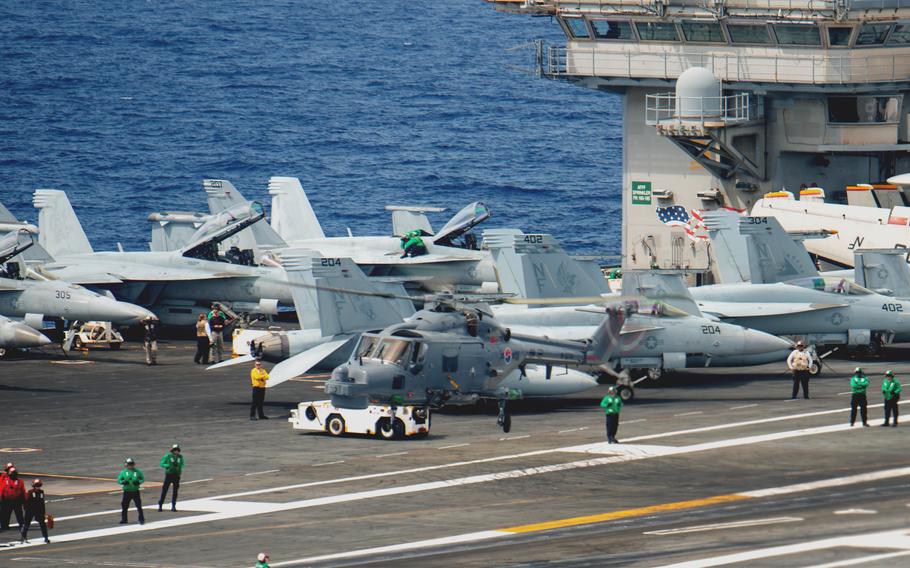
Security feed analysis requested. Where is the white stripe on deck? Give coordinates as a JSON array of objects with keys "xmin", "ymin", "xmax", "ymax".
[
  {"xmin": 643, "ymin": 516, "xmax": 803, "ymax": 535},
  {"xmin": 654, "ymin": 528, "xmax": 910, "ymax": 568}
]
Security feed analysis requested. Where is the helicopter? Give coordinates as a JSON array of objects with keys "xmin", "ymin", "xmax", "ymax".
[{"xmin": 324, "ymin": 297, "xmax": 628, "ymax": 432}]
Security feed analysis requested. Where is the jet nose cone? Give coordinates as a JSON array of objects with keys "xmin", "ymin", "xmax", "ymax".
[
  {"xmin": 102, "ymin": 298, "xmax": 155, "ymax": 325},
  {"xmin": 12, "ymin": 324, "xmax": 51, "ymax": 348},
  {"xmin": 743, "ymin": 328, "xmax": 794, "ymax": 354}
]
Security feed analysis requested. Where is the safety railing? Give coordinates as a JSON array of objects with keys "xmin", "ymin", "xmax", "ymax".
[
  {"xmin": 544, "ymin": 45, "xmax": 910, "ymax": 85},
  {"xmin": 645, "ymin": 92, "xmax": 762, "ymax": 126}
]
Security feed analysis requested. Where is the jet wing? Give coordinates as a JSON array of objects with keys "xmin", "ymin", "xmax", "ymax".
[
  {"xmin": 369, "ymin": 252, "xmax": 483, "ymax": 265},
  {"xmin": 40, "ymin": 261, "xmax": 249, "ymax": 284},
  {"xmin": 698, "ymin": 301, "xmax": 846, "ymax": 318}
]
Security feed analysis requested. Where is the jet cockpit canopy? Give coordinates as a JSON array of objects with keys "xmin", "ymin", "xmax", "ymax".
[
  {"xmin": 788, "ymin": 276, "xmax": 873, "ymax": 296},
  {"xmin": 433, "ymin": 202, "xmax": 491, "ymax": 248}
]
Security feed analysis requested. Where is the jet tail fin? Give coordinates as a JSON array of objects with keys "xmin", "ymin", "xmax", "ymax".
[
  {"xmin": 846, "ymin": 184, "xmax": 879, "ymax": 207},
  {"xmin": 855, "ymin": 249, "xmax": 910, "ymax": 298},
  {"xmin": 282, "ymin": 250, "xmax": 410, "ymax": 337},
  {"xmin": 269, "ymin": 177, "xmax": 325, "ymax": 241},
  {"xmin": 701, "ymin": 209, "xmax": 751, "ymax": 284},
  {"xmin": 484, "ymin": 229, "xmax": 610, "ymax": 302},
  {"xmin": 703, "ymin": 210, "xmax": 818, "ymax": 284},
  {"xmin": 32, "ymin": 190, "xmax": 94, "ymax": 257},
  {"xmin": 621, "ymin": 269, "xmax": 702, "ymax": 317},
  {"xmin": 740, "ymin": 215, "xmax": 818, "ymax": 283},
  {"xmin": 203, "ymin": 180, "xmax": 287, "ymax": 253},
  {"xmin": 204, "ymin": 179, "xmax": 246, "ymax": 213}
]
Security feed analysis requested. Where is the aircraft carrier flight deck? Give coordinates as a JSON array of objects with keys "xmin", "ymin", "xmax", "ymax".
[{"xmin": 2, "ymin": 340, "xmax": 908, "ymax": 567}]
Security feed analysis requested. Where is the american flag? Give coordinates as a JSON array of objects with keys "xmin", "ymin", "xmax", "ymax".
[{"xmin": 656, "ymin": 205, "xmax": 709, "ymax": 242}]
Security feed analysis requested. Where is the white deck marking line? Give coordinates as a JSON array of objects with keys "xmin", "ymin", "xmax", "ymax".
[
  {"xmin": 46, "ymin": 497, "xmax": 74, "ymax": 503},
  {"xmin": 838, "ymin": 391, "xmax": 852, "ymax": 395},
  {"xmin": 801, "ymin": 550, "xmax": 910, "ymax": 568},
  {"xmin": 375, "ymin": 452, "xmax": 408, "ymax": 458},
  {"xmin": 643, "ymin": 516, "xmax": 803, "ymax": 535},
  {"xmin": 623, "ymin": 419, "xmax": 647, "ymax": 424},
  {"xmin": 740, "ymin": 467, "xmax": 910, "ymax": 497},
  {"xmin": 558, "ymin": 428, "xmax": 582, "ymax": 433},
  {"xmin": 181, "ymin": 478, "xmax": 213, "ymax": 485},
  {"xmin": 499, "ymin": 435, "xmax": 530, "ymax": 441},
  {"xmin": 243, "ymin": 469, "xmax": 279, "ymax": 476},
  {"xmin": 654, "ymin": 528, "xmax": 910, "ymax": 568},
  {"xmin": 674, "ymin": 411, "xmax": 703, "ymax": 417},
  {"xmin": 833, "ymin": 508, "xmax": 877, "ymax": 515},
  {"xmin": 43, "ymin": 403, "xmax": 899, "ymax": 525},
  {"xmin": 7, "ymin": 422, "xmax": 872, "ymax": 550},
  {"xmin": 437, "ymin": 443, "xmax": 470, "ymax": 449},
  {"xmin": 267, "ymin": 531, "xmax": 507, "ymax": 567},
  {"xmin": 256, "ymin": 481, "xmax": 910, "ymax": 568},
  {"xmin": 623, "ymin": 400, "xmax": 905, "ymax": 444},
  {"xmin": 730, "ymin": 404, "xmax": 757, "ymax": 410}
]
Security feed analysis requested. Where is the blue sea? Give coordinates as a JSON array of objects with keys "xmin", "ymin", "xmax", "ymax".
[{"xmin": 0, "ymin": 1, "xmax": 621, "ymax": 255}]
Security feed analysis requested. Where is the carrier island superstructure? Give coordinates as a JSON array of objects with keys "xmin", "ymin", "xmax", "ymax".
[{"xmin": 488, "ymin": 0, "xmax": 910, "ymax": 277}]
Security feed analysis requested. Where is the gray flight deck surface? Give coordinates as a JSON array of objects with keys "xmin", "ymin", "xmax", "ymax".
[{"xmin": 1, "ymin": 339, "xmax": 909, "ymax": 567}]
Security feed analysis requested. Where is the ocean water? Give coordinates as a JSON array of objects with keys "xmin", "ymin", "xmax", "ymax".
[{"xmin": 0, "ymin": 1, "xmax": 621, "ymax": 255}]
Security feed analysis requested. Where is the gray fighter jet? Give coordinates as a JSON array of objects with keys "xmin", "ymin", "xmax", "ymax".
[
  {"xmin": 22, "ymin": 190, "xmax": 293, "ymax": 325},
  {"xmin": 198, "ymin": 178, "xmax": 498, "ymax": 292},
  {"xmin": 692, "ymin": 212, "xmax": 910, "ymax": 352},
  {"xmin": 0, "ymin": 229, "xmax": 153, "ymax": 327},
  {"xmin": 483, "ymin": 230, "xmax": 793, "ymax": 399}
]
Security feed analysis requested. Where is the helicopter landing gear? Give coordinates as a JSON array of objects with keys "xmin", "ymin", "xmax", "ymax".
[{"xmin": 497, "ymin": 399, "xmax": 512, "ymax": 433}]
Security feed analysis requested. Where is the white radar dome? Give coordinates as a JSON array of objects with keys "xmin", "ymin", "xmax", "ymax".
[{"xmin": 676, "ymin": 67, "xmax": 721, "ymax": 119}]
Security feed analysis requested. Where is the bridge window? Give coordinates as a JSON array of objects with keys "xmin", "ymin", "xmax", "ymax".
[
  {"xmin": 856, "ymin": 23, "xmax": 892, "ymax": 46},
  {"xmin": 681, "ymin": 21, "xmax": 726, "ymax": 43},
  {"xmin": 826, "ymin": 26, "xmax": 853, "ymax": 47},
  {"xmin": 888, "ymin": 24, "xmax": 910, "ymax": 44},
  {"xmin": 589, "ymin": 19, "xmax": 633, "ymax": 41},
  {"xmin": 563, "ymin": 17, "xmax": 590, "ymax": 39},
  {"xmin": 636, "ymin": 22, "xmax": 679, "ymax": 42},
  {"xmin": 773, "ymin": 24, "xmax": 821, "ymax": 46},
  {"xmin": 727, "ymin": 24, "xmax": 771, "ymax": 44},
  {"xmin": 828, "ymin": 95, "xmax": 901, "ymax": 124}
]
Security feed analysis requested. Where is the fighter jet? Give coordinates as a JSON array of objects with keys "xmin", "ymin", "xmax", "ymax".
[
  {"xmin": 692, "ymin": 211, "xmax": 910, "ymax": 354},
  {"xmin": 204, "ymin": 178, "xmax": 498, "ymax": 291},
  {"xmin": 482, "ymin": 230, "xmax": 793, "ymax": 399},
  {"xmin": 19, "ymin": 190, "xmax": 294, "ymax": 325},
  {"xmin": 0, "ymin": 229, "xmax": 154, "ymax": 327},
  {"xmin": 0, "ymin": 314, "xmax": 51, "ymax": 357},
  {"xmin": 211, "ymin": 250, "xmax": 601, "ymax": 397}
]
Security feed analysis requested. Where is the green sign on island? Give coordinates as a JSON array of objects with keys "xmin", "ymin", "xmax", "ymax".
[{"xmin": 631, "ymin": 181, "xmax": 652, "ymax": 205}]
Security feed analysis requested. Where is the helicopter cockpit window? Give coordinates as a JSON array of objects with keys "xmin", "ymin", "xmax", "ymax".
[
  {"xmin": 373, "ymin": 338, "xmax": 412, "ymax": 365},
  {"xmin": 356, "ymin": 336, "xmax": 379, "ymax": 358}
]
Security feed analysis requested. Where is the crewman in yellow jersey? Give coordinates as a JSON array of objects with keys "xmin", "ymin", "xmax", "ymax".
[{"xmin": 250, "ymin": 359, "xmax": 270, "ymax": 421}]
